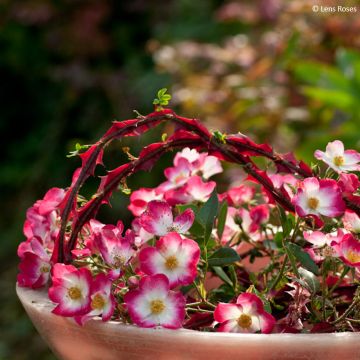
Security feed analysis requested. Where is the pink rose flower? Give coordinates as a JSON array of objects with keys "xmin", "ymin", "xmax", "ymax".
[
  {"xmin": 128, "ymin": 188, "xmax": 163, "ymax": 216},
  {"xmin": 157, "ymin": 158, "xmax": 192, "ymax": 192},
  {"xmin": 139, "ymin": 232, "xmax": 200, "ymax": 288},
  {"xmin": 343, "ymin": 210, "xmax": 360, "ymax": 233},
  {"xmin": 185, "ymin": 176, "xmax": 216, "ymax": 202},
  {"xmin": 293, "ymin": 177, "xmax": 345, "ymax": 218},
  {"xmin": 23, "ymin": 187, "xmax": 65, "ymax": 250},
  {"xmin": 17, "ymin": 238, "xmax": 51, "ymax": 289},
  {"xmin": 48, "ymin": 264, "xmax": 92, "ymax": 317},
  {"xmin": 139, "ymin": 200, "xmax": 194, "ymax": 236},
  {"xmin": 334, "ymin": 234, "xmax": 360, "ymax": 268},
  {"xmin": 174, "ymin": 147, "xmax": 223, "ymax": 179},
  {"xmin": 315, "ymin": 140, "xmax": 360, "ymax": 173},
  {"xmin": 214, "ymin": 293, "xmax": 275, "ymax": 333},
  {"xmin": 75, "ymin": 273, "xmax": 115, "ymax": 325},
  {"xmin": 93, "ymin": 224, "xmax": 136, "ymax": 279},
  {"xmin": 124, "ymin": 274, "xmax": 186, "ymax": 329},
  {"xmin": 221, "ymin": 184, "xmax": 255, "ymax": 207}
]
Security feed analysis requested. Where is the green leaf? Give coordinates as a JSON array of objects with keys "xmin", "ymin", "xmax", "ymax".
[
  {"xmin": 158, "ymin": 88, "xmax": 167, "ymax": 97},
  {"xmin": 263, "ymin": 239, "xmax": 278, "ymax": 250},
  {"xmin": 297, "ymin": 267, "xmax": 320, "ymax": 294},
  {"xmin": 303, "ymin": 86, "xmax": 355, "ymax": 110},
  {"xmin": 294, "ymin": 62, "xmax": 350, "ymax": 91},
  {"xmin": 273, "ymin": 232, "xmax": 284, "ymax": 249},
  {"xmin": 212, "ymin": 266, "xmax": 233, "ymax": 287},
  {"xmin": 208, "ymin": 247, "xmax": 240, "ymax": 267},
  {"xmin": 66, "ymin": 143, "xmax": 91, "ymax": 158},
  {"xmin": 336, "ymin": 48, "xmax": 360, "ymax": 81},
  {"xmin": 176, "ymin": 204, "xmax": 198, "ymax": 214},
  {"xmin": 217, "ymin": 201, "xmax": 228, "ymax": 240},
  {"xmin": 210, "ymin": 283, "xmax": 235, "ymax": 302},
  {"xmin": 198, "ymin": 189, "xmax": 218, "ymax": 245},
  {"xmin": 153, "ymin": 88, "xmax": 172, "ymax": 107},
  {"xmin": 285, "ymin": 242, "xmax": 319, "ymax": 275},
  {"xmin": 277, "ymin": 206, "xmax": 294, "ymax": 238}
]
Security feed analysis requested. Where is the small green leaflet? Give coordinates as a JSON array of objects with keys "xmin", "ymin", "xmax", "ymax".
[
  {"xmin": 285, "ymin": 242, "xmax": 319, "ymax": 275},
  {"xmin": 297, "ymin": 267, "xmax": 320, "ymax": 294},
  {"xmin": 208, "ymin": 247, "xmax": 240, "ymax": 267},
  {"xmin": 153, "ymin": 88, "xmax": 172, "ymax": 106},
  {"xmin": 198, "ymin": 190, "xmax": 219, "ymax": 245},
  {"xmin": 216, "ymin": 201, "xmax": 228, "ymax": 240}
]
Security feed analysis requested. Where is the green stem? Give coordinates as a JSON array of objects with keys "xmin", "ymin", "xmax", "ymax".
[
  {"xmin": 283, "ymin": 240, "xmax": 300, "ymax": 278},
  {"xmin": 269, "ymin": 255, "xmax": 288, "ymax": 291},
  {"xmin": 328, "ymin": 266, "xmax": 350, "ymax": 296},
  {"xmin": 322, "ymin": 266, "xmax": 328, "ymax": 321},
  {"xmin": 331, "ymin": 295, "xmax": 360, "ymax": 325}
]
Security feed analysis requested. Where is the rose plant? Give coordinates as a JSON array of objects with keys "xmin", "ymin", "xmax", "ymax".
[{"xmin": 17, "ymin": 90, "xmax": 360, "ymax": 334}]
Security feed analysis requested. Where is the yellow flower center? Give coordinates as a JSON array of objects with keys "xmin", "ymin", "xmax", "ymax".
[
  {"xmin": 165, "ymin": 256, "xmax": 179, "ymax": 270},
  {"xmin": 346, "ymin": 250, "xmax": 360, "ymax": 264},
  {"xmin": 322, "ymin": 245, "xmax": 335, "ymax": 258},
  {"xmin": 113, "ymin": 255, "xmax": 126, "ymax": 268},
  {"xmin": 40, "ymin": 265, "xmax": 50, "ymax": 273},
  {"xmin": 237, "ymin": 314, "xmax": 252, "ymax": 329},
  {"xmin": 91, "ymin": 294, "xmax": 105, "ymax": 310},
  {"xmin": 68, "ymin": 287, "xmax": 82, "ymax": 300},
  {"xmin": 307, "ymin": 197, "xmax": 319, "ymax": 210},
  {"xmin": 333, "ymin": 156, "xmax": 344, "ymax": 167},
  {"xmin": 150, "ymin": 299, "xmax": 165, "ymax": 315}
]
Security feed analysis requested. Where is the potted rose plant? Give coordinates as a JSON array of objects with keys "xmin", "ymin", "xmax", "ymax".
[{"xmin": 16, "ymin": 90, "xmax": 360, "ymax": 359}]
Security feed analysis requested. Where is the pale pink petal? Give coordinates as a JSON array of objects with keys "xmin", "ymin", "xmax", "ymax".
[
  {"xmin": 214, "ymin": 303, "xmax": 242, "ymax": 322},
  {"xmin": 343, "ymin": 210, "xmax": 360, "ymax": 233},
  {"xmin": 258, "ymin": 312, "xmax": 276, "ymax": 334},
  {"xmin": 201, "ymin": 156, "xmax": 223, "ymax": 179},
  {"xmin": 225, "ymin": 185, "xmax": 255, "ymax": 206},
  {"xmin": 303, "ymin": 231, "xmax": 328, "ymax": 247},
  {"xmin": 163, "ymin": 158, "xmax": 191, "ymax": 188},
  {"xmin": 185, "ymin": 176, "xmax": 216, "ymax": 202},
  {"xmin": 173, "ymin": 208, "xmax": 195, "ymax": 233},
  {"xmin": 236, "ymin": 293, "xmax": 264, "ymax": 315},
  {"xmin": 128, "ymin": 188, "xmax": 163, "ymax": 216},
  {"xmin": 174, "ymin": 148, "xmax": 200, "ymax": 165},
  {"xmin": 140, "ymin": 201, "xmax": 173, "ymax": 236},
  {"xmin": 217, "ymin": 319, "xmax": 242, "ymax": 333},
  {"xmin": 326, "ymin": 140, "xmax": 344, "ymax": 158}
]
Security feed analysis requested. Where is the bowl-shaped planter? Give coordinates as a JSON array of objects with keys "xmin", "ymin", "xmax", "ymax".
[{"xmin": 17, "ymin": 284, "xmax": 360, "ymax": 360}]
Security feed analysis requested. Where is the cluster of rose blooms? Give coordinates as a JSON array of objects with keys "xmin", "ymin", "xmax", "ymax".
[{"xmin": 17, "ymin": 139, "xmax": 360, "ymax": 333}]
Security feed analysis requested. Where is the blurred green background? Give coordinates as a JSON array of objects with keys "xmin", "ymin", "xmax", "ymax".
[{"xmin": 1, "ymin": 0, "xmax": 360, "ymax": 358}]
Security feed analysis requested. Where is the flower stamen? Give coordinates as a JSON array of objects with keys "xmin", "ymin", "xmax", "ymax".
[
  {"xmin": 237, "ymin": 314, "xmax": 252, "ymax": 329},
  {"xmin": 113, "ymin": 255, "xmax": 126, "ymax": 268},
  {"xmin": 40, "ymin": 265, "xmax": 50, "ymax": 273},
  {"xmin": 333, "ymin": 156, "xmax": 344, "ymax": 167},
  {"xmin": 91, "ymin": 294, "xmax": 105, "ymax": 310},
  {"xmin": 68, "ymin": 287, "xmax": 82, "ymax": 300},
  {"xmin": 346, "ymin": 250, "xmax": 360, "ymax": 264},
  {"xmin": 165, "ymin": 256, "xmax": 178, "ymax": 270},
  {"xmin": 150, "ymin": 299, "xmax": 165, "ymax": 314},
  {"xmin": 307, "ymin": 197, "xmax": 319, "ymax": 210}
]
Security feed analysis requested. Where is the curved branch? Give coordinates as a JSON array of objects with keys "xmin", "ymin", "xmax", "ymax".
[{"xmin": 55, "ymin": 109, "xmax": 360, "ymax": 263}]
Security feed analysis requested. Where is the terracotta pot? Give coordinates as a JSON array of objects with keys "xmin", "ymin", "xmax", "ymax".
[{"xmin": 17, "ymin": 284, "xmax": 360, "ymax": 360}]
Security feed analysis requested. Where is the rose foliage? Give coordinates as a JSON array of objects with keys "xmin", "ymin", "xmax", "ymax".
[{"xmin": 17, "ymin": 99, "xmax": 360, "ymax": 334}]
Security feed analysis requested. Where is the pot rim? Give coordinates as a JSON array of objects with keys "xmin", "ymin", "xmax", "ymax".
[{"xmin": 16, "ymin": 283, "xmax": 360, "ymax": 340}]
